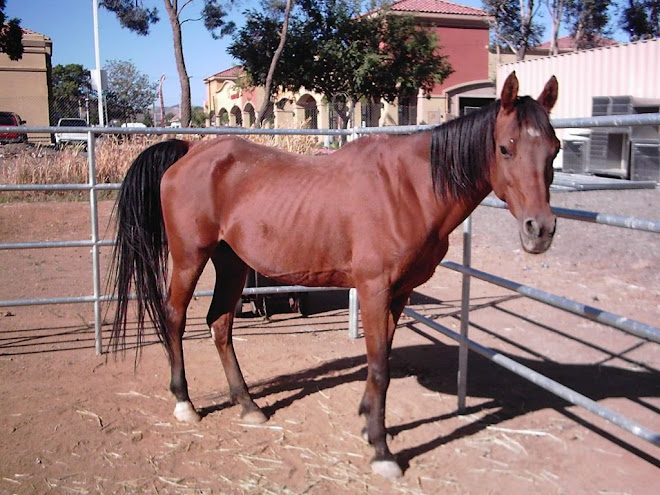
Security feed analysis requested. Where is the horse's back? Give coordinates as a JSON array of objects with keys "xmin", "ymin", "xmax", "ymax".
[
  {"xmin": 160, "ymin": 136, "xmax": 358, "ymax": 285},
  {"xmin": 159, "ymin": 134, "xmax": 439, "ymax": 288}
]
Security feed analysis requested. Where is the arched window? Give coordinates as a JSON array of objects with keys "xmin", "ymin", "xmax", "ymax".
[
  {"xmin": 297, "ymin": 94, "xmax": 318, "ymax": 129},
  {"xmin": 244, "ymin": 103, "xmax": 256, "ymax": 128},
  {"xmin": 218, "ymin": 108, "xmax": 229, "ymax": 126},
  {"xmin": 230, "ymin": 106, "xmax": 243, "ymax": 127}
]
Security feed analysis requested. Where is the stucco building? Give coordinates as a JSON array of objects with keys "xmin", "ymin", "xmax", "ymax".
[
  {"xmin": 204, "ymin": 0, "xmax": 494, "ymax": 131},
  {"xmin": 0, "ymin": 29, "xmax": 52, "ymax": 143}
]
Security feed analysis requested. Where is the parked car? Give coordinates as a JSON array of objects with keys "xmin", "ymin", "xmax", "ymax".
[
  {"xmin": 116, "ymin": 121, "xmax": 149, "ymax": 141},
  {"xmin": 120, "ymin": 122, "xmax": 147, "ymax": 129},
  {"xmin": 54, "ymin": 118, "xmax": 88, "ymax": 147},
  {"xmin": 0, "ymin": 111, "xmax": 27, "ymax": 144}
]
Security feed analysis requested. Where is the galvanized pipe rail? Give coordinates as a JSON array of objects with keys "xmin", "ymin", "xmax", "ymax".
[
  {"xmin": 551, "ymin": 112, "xmax": 660, "ymax": 128},
  {"xmin": 1, "ymin": 118, "xmax": 658, "ymax": 447},
  {"xmin": 441, "ymin": 261, "xmax": 660, "ymax": 343},
  {"xmin": 481, "ymin": 196, "xmax": 660, "ymax": 233},
  {"xmin": 0, "ymin": 126, "xmax": 367, "ymax": 353},
  {"xmin": 424, "ymin": 194, "xmax": 660, "ymax": 449},
  {"xmin": 402, "ymin": 307, "xmax": 660, "ymax": 446}
]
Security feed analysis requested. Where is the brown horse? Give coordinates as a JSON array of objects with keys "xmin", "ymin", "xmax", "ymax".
[{"xmin": 109, "ymin": 72, "xmax": 559, "ymax": 478}]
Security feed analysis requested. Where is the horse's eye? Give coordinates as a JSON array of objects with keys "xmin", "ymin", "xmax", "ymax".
[{"xmin": 499, "ymin": 145, "xmax": 510, "ymax": 156}]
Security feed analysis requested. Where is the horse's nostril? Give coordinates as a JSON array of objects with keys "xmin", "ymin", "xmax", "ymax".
[{"xmin": 524, "ymin": 218, "xmax": 540, "ymax": 238}]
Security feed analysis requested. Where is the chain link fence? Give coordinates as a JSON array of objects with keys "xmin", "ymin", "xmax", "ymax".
[{"xmin": 3, "ymin": 92, "xmax": 425, "ymax": 148}]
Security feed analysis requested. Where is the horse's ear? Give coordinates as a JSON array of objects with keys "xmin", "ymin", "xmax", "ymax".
[
  {"xmin": 500, "ymin": 72, "xmax": 519, "ymax": 114},
  {"xmin": 538, "ymin": 75, "xmax": 559, "ymax": 112}
]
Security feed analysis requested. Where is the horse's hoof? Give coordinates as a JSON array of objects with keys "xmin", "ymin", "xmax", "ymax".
[
  {"xmin": 173, "ymin": 401, "xmax": 201, "ymax": 423},
  {"xmin": 240, "ymin": 409, "xmax": 268, "ymax": 424},
  {"xmin": 371, "ymin": 459, "xmax": 403, "ymax": 479}
]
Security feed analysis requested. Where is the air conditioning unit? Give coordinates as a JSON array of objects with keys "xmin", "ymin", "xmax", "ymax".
[
  {"xmin": 562, "ymin": 138, "xmax": 589, "ymax": 173},
  {"xmin": 588, "ymin": 96, "xmax": 660, "ymax": 179},
  {"xmin": 630, "ymin": 140, "xmax": 660, "ymax": 182}
]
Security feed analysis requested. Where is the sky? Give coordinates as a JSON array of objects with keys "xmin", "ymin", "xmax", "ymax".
[
  {"xmin": 6, "ymin": 1, "xmax": 625, "ymax": 108},
  {"xmin": 6, "ymin": 0, "xmax": 264, "ymax": 107}
]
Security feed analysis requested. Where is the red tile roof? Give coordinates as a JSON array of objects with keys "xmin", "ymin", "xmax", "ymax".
[
  {"xmin": 389, "ymin": 0, "xmax": 489, "ymax": 17},
  {"xmin": 535, "ymin": 35, "xmax": 618, "ymax": 51},
  {"xmin": 211, "ymin": 66, "xmax": 244, "ymax": 79}
]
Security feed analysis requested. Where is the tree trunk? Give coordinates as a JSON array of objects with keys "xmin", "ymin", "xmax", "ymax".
[
  {"xmin": 547, "ymin": 0, "xmax": 564, "ymax": 56},
  {"xmin": 164, "ymin": 0, "xmax": 191, "ymax": 127},
  {"xmin": 517, "ymin": 0, "xmax": 534, "ymax": 61},
  {"xmin": 257, "ymin": 0, "xmax": 293, "ymax": 128},
  {"xmin": 573, "ymin": 18, "xmax": 585, "ymax": 51}
]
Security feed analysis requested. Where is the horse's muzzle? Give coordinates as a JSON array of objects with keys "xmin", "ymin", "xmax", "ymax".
[{"xmin": 519, "ymin": 215, "xmax": 556, "ymax": 254}]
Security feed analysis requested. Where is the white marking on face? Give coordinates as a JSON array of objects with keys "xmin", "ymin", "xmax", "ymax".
[
  {"xmin": 211, "ymin": 327, "xmax": 216, "ymax": 341},
  {"xmin": 526, "ymin": 126, "xmax": 542, "ymax": 138}
]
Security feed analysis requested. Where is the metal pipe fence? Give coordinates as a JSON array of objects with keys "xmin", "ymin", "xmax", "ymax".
[
  {"xmin": 0, "ymin": 125, "xmax": 368, "ymax": 353},
  {"xmin": 402, "ymin": 307, "xmax": 660, "ymax": 446},
  {"xmin": 1, "ymin": 115, "xmax": 658, "ymax": 448},
  {"xmin": 405, "ymin": 197, "xmax": 660, "ymax": 449}
]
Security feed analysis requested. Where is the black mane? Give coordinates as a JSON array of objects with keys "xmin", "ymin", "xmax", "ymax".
[{"xmin": 429, "ymin": 96, "xmax": 554, "ymax": 200}]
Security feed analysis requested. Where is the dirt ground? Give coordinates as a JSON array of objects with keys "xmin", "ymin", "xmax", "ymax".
[{"xmin": 0, "ymin": 188, "xmax": 658, "ymax": 494}]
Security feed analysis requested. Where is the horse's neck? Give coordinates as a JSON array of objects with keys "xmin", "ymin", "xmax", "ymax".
[
  {"xmin": 433, "ymin": 184, "xmax": 492, "ymax": 240},
  {"xmin": 385, "ymin": 131, "xmax": 492, "ymax": 240}
]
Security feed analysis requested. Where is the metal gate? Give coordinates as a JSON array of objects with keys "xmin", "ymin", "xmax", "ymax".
[{"xmin": 1, "ymin": 115, "xmax": 659, "ymax": 451}]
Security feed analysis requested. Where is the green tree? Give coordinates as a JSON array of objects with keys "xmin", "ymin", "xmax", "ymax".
[
  {"xmin": 545, "ymin": 0, "xmax": 568, "ymax": 55},
  {"xmin": 230, "ymin": 0, "xmax": 453, "ymax": 129},
  {"xmin": 620, "ymin": 0, "xmax": 660, "ymax": 40},
  {"xmin": 564, "ymin": 0, "xmax": 613, "ymax": 49},
  {"xmin": 190, "ymin": 106, "xmax": 208, "ymax": 127},
  {"xmin": 52, "ymin": 64, "xmax": 93, "ymax": 122},
  {"xmin": 254, "ymin": 0, "xmax": 293, "ymax": 127},
  {"xmin": 482, "ymin": 0, "xmax": 544, "ymax": 60},
  {"xmin": 104, "ymin": 60, "xmax": 157, "ymax": 122},
  {"xmin": 100, "ymin": 1, "xmax": 235, "ymax": 127},
  {"xmin": 0, "ymin": 0, "xmax": 23, "ymax": 60}
]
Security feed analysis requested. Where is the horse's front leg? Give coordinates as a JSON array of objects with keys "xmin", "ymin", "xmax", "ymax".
[{"xmin": 357, "ymin": 285, "xmax": 405, "ymax": 479}]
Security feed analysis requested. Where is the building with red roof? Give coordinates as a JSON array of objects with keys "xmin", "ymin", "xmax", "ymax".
[
  {"xmin": 204, "ymin": 1, "xmax": 495, "ymax": 130},
  {"xmin": 386, "ymin": 0, "xmax": 494, "ymax": 120}
]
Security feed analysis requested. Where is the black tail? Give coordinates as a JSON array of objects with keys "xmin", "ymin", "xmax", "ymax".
[{"xmin": 107, "ymin": 139, "xmax": 191, "ymax": 357}]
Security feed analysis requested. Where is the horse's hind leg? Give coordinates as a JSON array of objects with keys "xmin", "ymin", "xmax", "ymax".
[
  {"xmin": 167, "ymin": 250, "xmax": 210, "ymax": 423},
  {"xmin": 208, "ymin": 243, "xmax": 267, "ymax": 424}
]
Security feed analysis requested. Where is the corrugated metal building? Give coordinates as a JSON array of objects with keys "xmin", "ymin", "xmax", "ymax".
[{"xmin": 497, "ymin": 39, "xmax": 660, "ymax": 181}]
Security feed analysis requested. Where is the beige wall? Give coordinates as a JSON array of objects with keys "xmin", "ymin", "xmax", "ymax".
[
  {"xmin": 205, "ymin": 76, "xmax": 326, "ymax": 131},
  {"xmin": 0, "ymin": 31, "xmax": 52, "ymax": 143}
]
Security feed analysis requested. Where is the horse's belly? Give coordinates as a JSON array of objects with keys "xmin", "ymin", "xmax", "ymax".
[{"xmin": 225, "ymin": 214, "xmax": 353, "ymax": 288}]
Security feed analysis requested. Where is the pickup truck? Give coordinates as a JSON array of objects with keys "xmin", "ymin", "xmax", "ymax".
[
  {"xmin": 0, "ymin": 111, "xmax": 27, "ymax": 143},
  {"xmin": 54, "ymin": 118, "xmax": 88, "ymax": 147}
]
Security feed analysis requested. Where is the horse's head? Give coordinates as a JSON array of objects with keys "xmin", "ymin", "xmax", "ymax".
[{"xmin": 490, "ymin": 72, "xmax": 560, "ymax": 254}]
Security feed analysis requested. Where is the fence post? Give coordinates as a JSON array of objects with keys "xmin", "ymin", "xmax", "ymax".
[
  {"xmin": 350, "ymin": 126, "xmax": 359, "ymax": 143},
  {"xmin": 457, "ymin": 216, "xmax": 472, "ymax": 412},
  {"xmin": 88, "ymin": 131, "xmax": 102, "ymax": 355},
  {"xmin": 348, "ymin": 288, "xmax": 360, "ymax": 339}
]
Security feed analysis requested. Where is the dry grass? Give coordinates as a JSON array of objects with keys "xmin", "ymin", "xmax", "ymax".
[{"xmin": 0, "ymin": 133, "xmax": 321, "ymax": 202}]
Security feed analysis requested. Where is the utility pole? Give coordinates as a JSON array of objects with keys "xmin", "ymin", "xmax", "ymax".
[
  {"xmin": 157, "ymin": 74, "xmax": 166, "ymax": 127},
  {"xmin": 92, "ymin": 0, "xmax": 105, "ymax": 126}
]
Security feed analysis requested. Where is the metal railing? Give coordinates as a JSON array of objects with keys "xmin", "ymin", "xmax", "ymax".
[
  {"xmin": 1, "ymin": 114, "xmax": 659, "ymax": 449},
  {"xmin": 403, "ymin": 199, "xmax": 660, "ymax": 448},
  {"xmin": 0, "ymin": 126, "xmax": 363, "ymax": 355}
]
